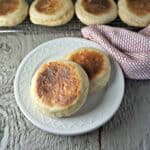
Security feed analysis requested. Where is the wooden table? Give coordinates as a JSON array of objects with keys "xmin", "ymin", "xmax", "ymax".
[{"xmin": 0, "ymin": 17, "xmax": 150, "ymax": 150}]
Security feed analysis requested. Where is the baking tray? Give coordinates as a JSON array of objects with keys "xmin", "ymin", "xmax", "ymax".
[{"xmin": 0, "ymin": 0, "xmax": 140, "ymax": 33}]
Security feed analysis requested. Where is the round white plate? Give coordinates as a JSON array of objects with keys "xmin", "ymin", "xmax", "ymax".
[{"xmin": 14, "ymin": 37, "xmax": 124, "ymax": 135}]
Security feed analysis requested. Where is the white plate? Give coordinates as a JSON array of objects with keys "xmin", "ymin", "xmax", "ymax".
[{"xmin": 14, "ymin": 37, "xmax": 124, "ymax": 135}]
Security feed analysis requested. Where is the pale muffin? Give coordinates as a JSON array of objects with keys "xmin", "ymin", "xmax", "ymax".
[
  {"xmin": 0, "ymin": 0, "xmax": 28, "ymax": 27},
  {"xmin": 75, "ymin": 0, "xmax": 117, "ymax": 25},
  {"xmin": 118, "ymin": 0, "xmax": 150, "ymax": 27},
  {"xmin": 31, "ymin": 61, "xmax": 89, "ymax": 117},
  {"xmin": 29, "ymin": 0, "xmax": 74, "ymax": 26}
]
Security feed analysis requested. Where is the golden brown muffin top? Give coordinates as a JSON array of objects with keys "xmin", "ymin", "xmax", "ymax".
[
  {"xmin": 0, "ymin": 0, "xmax": 19, "ymax": 16},
  {"xmin": 36, "ymin": 62, "xmax": 81, "ymax": 107},
  {"xmin": 35, "ymin": 0, "xmax": 62, "ymax": 14},
  {"xmin": 69, "ymin": 49, "xmax": 104, "ymax": 80},
  {"xmin": 126, "ymin": 0, "xmax": 150, "ymax": 16},
  {"xmin": 81, "ymin": 0, "xmax": 111, "ymax": 15}
]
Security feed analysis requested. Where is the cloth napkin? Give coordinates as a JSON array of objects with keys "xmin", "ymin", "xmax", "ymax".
[{"xmin": 81, "ymin": 25, "xmax": 150, "ymax": 80}]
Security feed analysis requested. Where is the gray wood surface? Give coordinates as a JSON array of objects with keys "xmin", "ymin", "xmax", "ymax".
[{"xmin": 0, "ymin": 31, "xmax": 150, "ymax": 150}]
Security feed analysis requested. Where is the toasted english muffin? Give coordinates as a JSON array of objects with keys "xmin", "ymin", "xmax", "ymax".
[
  {"xmin": 66, "ymin": 48, "xmax": 111, "ymax": 93},
  {"xmin": 75, "ymin": 0, "xmax": 117, "ymax": 25},
  {"xmin": 31, "ymin": 61, "xmax": 89, "ymax": 118},
  {"xmin": 118, "ymin": 0, "xmax": 150, "ymax": 27},
  {"xmin": 0, "ymin": 0, "xmax": 28, "ymax": 27},
  {"xmin": 29, "ymin": 0, "xmax": 74, "ymax": 26}
]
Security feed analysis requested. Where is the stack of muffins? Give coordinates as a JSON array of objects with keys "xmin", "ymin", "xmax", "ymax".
[
  {"xmin": 30, "ymin": 48, "xmax": 111, "ymax": 117},
  {"xmin": 0, "ymin": 0, "xmax": 149, "ymax": 27}
]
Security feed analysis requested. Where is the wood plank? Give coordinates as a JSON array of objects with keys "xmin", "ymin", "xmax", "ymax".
[
  {"xmin": 101, "ymin": 80, "xmax": 150, "ymax": 150},
  {"xmin": 0, "ymin": 33, "xmax": 100, "ymax": 150}
]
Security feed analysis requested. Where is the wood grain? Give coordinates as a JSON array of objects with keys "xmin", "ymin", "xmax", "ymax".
[
  {"xmin": 0, "ymin": 28, "xmax": 149, "ymax": 150},
  {"xmin": 0, "ymin": 33, "xmax": 100, "ymax": 150},
  {"xmin": 101, "ymin": 80, "xmax": 150, "ymax": 150}
]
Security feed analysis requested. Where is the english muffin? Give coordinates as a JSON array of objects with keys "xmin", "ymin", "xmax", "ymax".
[
  {"xmin": 29, "ymin": 0, "xmax": 74, "ymax": 26},
  {"xmin": 0, "ymin": 0, "xmax": 28, "ymax": 27},
  {"xmin": 66, "ymin": 48, "xmax": 111, "ymax": 93},
  {"xmin": 118, "ymin": 0, "xmax": 150, "ymax": 27},
  {"xmin": 75, "ymin": 0, "xmax": 117, "ymax": 25},
  {"xmin": 30, "ymin": 61, "xmax": 89, "ymax": 118}
]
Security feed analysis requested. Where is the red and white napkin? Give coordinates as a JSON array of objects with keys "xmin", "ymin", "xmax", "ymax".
[{"xmin": 81, "ymin": 25, "xmax": 150, "ymax": 79}]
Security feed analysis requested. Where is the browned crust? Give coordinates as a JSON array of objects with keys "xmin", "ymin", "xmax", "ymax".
[
  {"xmin": 0, "ymin": 0, "xmax": 19, "ymax": 16},
  {"xmin": 81, "ymin": 0, "xmax": 111, "ymax": 15},
  {"xmin": 35, "ymin": 62, "xmax": 81, "ymax": 107},
  {"xmin": 126, "ymin": 0, "xmax": 150, "ymax": 16},
  {"xmin": 35, "ymin": 0, "xmax": 62, "ymax": 14},
  {"xmin": 69, "ymin": 49, "xmax": 104, "ymax": 80}
]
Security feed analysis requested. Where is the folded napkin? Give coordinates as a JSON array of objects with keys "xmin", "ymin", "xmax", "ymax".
[{"xmin": 81, "ymin": 25, "xmax": 150, "ymax": 80}]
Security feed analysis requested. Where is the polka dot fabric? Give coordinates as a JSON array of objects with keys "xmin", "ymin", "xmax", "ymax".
[{"xmin": 81, "ymin": 25, "xmax": 150, "ymax": 79}]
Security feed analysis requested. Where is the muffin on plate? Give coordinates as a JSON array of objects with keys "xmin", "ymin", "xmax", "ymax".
[
  {"xmin": 118, "ymin": 0, "xmax": 150, "ymax": 27},
  {"xmin": 0, "ymin": 0, "xmax": 28, "ymax": 27},
  {"xmin": 30, "ymin": 61, "xmax": 89, "ymax": 118},
  {"xmin": 29, "ymin": 0, "xmax": 74, "ymax": 26},
  {"xmin": 75, "ymin": 0, "xmax": 117, "ymax": 25},
  {"xmin": 66, "ymin": 48, "xmax": 111, "ymax": 94}
]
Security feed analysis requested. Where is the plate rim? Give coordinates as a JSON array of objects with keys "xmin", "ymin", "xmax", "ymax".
[{"xmin": 14, "ymin": 37, "xmax": 125, "ymax": 135}]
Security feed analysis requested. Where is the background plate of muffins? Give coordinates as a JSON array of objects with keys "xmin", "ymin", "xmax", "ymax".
[{"xmin": 14, "ymin": 37, "xmax": 124, "ymax": 135}]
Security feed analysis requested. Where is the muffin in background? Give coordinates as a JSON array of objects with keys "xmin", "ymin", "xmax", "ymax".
[
  {"xmin": 75, "ymin": 0, "xmax": 117, "ymax": 25},
  {"xmin": 118, "ymin": 0, "xmax": 150, "ymax": 27},
  {"xmin": 29, "ymin": 0, "xmax": 74, "ymax": 26},
  {"xmin": 0, "ymin": 0, "xmax": 28, "ymax": 27}
]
